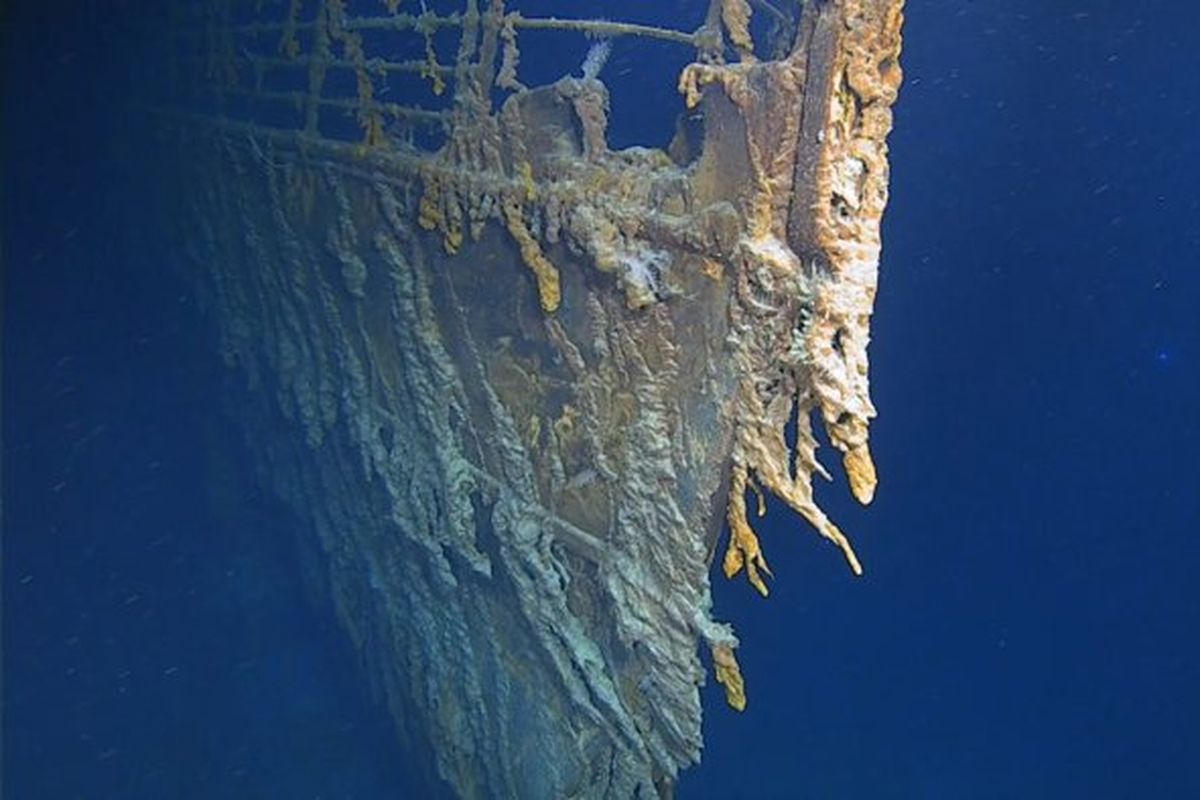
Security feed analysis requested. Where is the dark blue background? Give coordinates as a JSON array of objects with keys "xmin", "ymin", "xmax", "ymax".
[{"xmin": 4, "ymin": 1, "xmax": 1197, "ymax": 798}]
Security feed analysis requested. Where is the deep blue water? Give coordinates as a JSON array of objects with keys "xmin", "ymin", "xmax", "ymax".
[{"xmin": 4, "ymin": 2, "xmax": 1197, "ymax": 798}]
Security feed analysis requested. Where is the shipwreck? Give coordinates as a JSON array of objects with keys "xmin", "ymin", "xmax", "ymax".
[{"xmin": 155, "ymin": 0, "xmax": 906, "ymax": 795}]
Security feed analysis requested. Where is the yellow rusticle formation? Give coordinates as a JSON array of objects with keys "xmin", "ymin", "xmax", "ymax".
[
  {"xmin": 688, "ymin": 0, "xmax": 903, "ymax": 597},
  {"xmin": 720, "ymin": 0, "xmax": 757, "ymax": 63},
  {"xmin": 677, "ymin": 63, "xmax": 722, "ymax": 111},
  {"xmin": 711, "ymin": 643, "xmax": 747, "ymax": 712},
  {"xmin": 516, "ymin": 160, "xmax": 537, "ymax": 202},
  {"xmin": 419, "ymin": 20, "xmax": 446, "ymax": 96},
  {"xmin": 417, "ymin": 179, "xmax": 442, "ymax": 231},
  {"xmin": 842, "ymin": 430, "xmax": 878, "ymax": 506},
  {"xmin": 722, "ymin": 381, "xmax": 865, "ymax": 597},
  {"xmin": 417, "ymin": 173, "xmax": 464, "ymax": 254},
  {"xmin": 800, "ymin": 0, "xmax": 904, "ymax": 512},
  {"xmin": 723, "ymin": 463, "xmax": 773, "ymax": 597},
  {"xmin": 496, "ymin": 13, "xmax": 525, "ymax": 92},
  {"xmin": 502, "ymin": 198, "xmax": 561, "ymax": 313}
]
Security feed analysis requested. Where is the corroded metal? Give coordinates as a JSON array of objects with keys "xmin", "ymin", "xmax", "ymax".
[{"xmin": 158, "ymin": 0, "xmax": 905, "ymax": 796}]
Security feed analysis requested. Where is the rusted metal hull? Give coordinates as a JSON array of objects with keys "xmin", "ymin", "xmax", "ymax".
[{"xmin": 158, "ymin": 0, "xmax": 905, "ymax": 795}]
